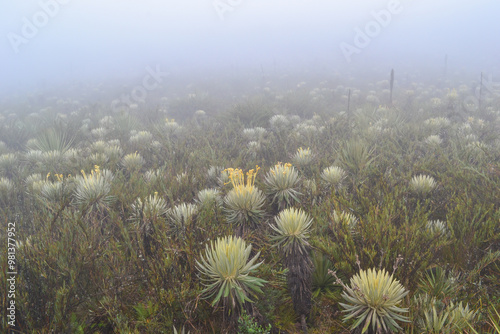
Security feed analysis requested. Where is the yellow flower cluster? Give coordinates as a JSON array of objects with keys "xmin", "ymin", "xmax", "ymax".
[
  {"xmin": 81, "ymin": 165, "xmax": 101, "ymax": 181},
  {"xmin": 296, "ymin": 147, "xmax": 310, "ymax": 158},
  {"xmin": 270, "ymin": 162, "xmax": 293, "ymax": 176},
  {"xmin": 224, "ymin": 165, "xmax": 260, "ymax": 189}
]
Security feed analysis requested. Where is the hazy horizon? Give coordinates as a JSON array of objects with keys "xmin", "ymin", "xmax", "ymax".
[{"xmin": 2, "ymin": 0, "xmax": 500, "ymax": 98}]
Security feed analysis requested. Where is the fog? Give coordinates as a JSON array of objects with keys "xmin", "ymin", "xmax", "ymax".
[{"xmin": 2, "ymin": 0, "xmax": 500, "ymax": 97}]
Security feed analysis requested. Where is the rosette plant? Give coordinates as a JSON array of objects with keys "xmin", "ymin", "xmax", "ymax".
[
  {"xmin": 291, "ymin": 147, "xmax": 314, "ymax": 170},
  {"xmin": 74, "ymin": 165, "xmax": 114, "ymax": 218},
  {"xmin": 130, "ymin": 193, "xmax": 168, "ymax": 255},
  {"xmin": 196, "ymin": 236, "xmax": 266, "ymax": 316},
  {"xmin": 223, "ymin": 167, "xmax": 265, "ymax": 236},
  {"xmin": 270, "ymin": 207, "xmax": 313, "ymax": 333},
  {"xmin": 339, "ymin": 268, "xmax": 409, "ymax": 333},
  {"xmin": 167, "ymin": 202, "xmax": 198, "ymax": 239},
  {"xmin": 321, "ymin": 166, "xmax": 347, "ymax": 189},
  {"xmin": 264, "ymin": 162, "xmax": 301, "ymax": 210},
  {"xmin": 409, "ymin": 174, "xmax": 437, "ymax": 196}
]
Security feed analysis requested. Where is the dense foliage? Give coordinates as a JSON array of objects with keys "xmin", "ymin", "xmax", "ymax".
[{"xmin": 0, "ymin": 71, "xmax": 499, "ymax": 333}]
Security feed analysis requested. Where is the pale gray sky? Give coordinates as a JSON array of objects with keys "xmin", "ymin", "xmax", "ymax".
[{"xmin": 2, "ymin": 0, "xmax": 499, "ymax": 94}]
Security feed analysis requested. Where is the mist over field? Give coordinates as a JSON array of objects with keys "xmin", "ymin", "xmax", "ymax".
[
  {"xmin": 1, "ymin": 0, "xmax": 500, "ymax": 98},
  {"xmin": 2, "ymin": 1, "xmax": 500, "ymax": 333}
]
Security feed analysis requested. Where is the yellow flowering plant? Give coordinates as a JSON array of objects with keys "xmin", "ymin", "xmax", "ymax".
[{"xmin": 223, "ymin": 166, "xmax": 265, "ymax": 235}]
